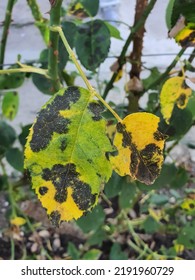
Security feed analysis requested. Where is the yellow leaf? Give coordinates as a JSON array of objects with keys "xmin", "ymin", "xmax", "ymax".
[
  {"xmin": 175, "ymin": 23, "xmax": 195, "ymax": 47},
  {"xmin": 110, "ymin": 112, "xmax": 166, "ymax": 185},
  {"xmin": 160, "ymin": 76, "xmax": 192, "ymax": 124},
  {"xmin": 10, "ymin": 216, "xmax": 26, "ymax": 226}
]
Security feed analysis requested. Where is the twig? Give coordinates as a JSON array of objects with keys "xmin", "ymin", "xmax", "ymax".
[
  {"xmin": 0, "ymin": 61, "xmax": 49, "ymax": 77},
  {"xmin": 145, "ymin": 48, "xmax": 186, "ymax": 90},
  {"xmin": 51, "ymin": 26, "xmax": 122, "ymax": 122},
  {"xmin": 0, "ymin": 0, "xmax": 16, "ymax": 69},
  {"xmin": 103, "ymin": 0, "xmax": 157, "ymax": 99},
  {"xmin": 26, "ymin": 0, "xmax": 49, "ymax": 44},
  {"xmin": 48, "ymin": 0, "xmax": 63, "ymax": 93}
]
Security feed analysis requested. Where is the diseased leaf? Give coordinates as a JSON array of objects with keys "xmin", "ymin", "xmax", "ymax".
[
  {"xmin": 2, "ymin": 91, "xmax": 19, "ymax": 120},
  {"xmin": 110, "ymin": 113, "xmax": 166, "ymax": 185},
  {"xmin": 68, "ymin": 0, "xmax": 99, "ymax": 18},
  {"xmin": 75, "ymin": 20, "xmax": 110, "ymax": 71},
  {"xmin": 175, "ymin": 22, "xmax": 195, "ymax": 47},
  {"xmin": 24, "ymin": 87, "xmax": 112, "ymax": 226},
  {"xmin": 160, "ymin": 76, "xmax": 192, "ymax": 124}
]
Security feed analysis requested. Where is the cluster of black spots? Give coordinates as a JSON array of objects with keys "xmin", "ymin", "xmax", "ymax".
[
  {"xmin": 137, "ymin": 143, "xmax": 162, "ymax": 184},
  {"xmin": 88, "ymin": 101, "xmax": 104, "ymax": 121},
  {"xmin": 41, "ymin": 163, "xmax": 97, "ymax": 210},
  {"xmin": 153, "ymin": 130, "xmax": 167, "ymax": 141},
  {"xmin": 30, "ymin": 87, "xmax": 80, "ymax": 152}
]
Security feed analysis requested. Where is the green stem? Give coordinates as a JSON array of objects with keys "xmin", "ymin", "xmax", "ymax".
[
  {"xmin": 0, "ymin": 62, "xmax": 49, "ymax": 77},
  {"xmin": 103, "ymin": 0, "xmax": 157, "ymax": 99},
  {"xmin": 48, "ymin": 0, "xmax": 63, "ymax": 93},
  {"xmin": 52, "ymin": 26, "xmax": 122, "ymax": 122},
  {"xmin": 10, "ymin": 238, "xmax": 15, "ymax": 260},
  {"xmin": 146, "ymin": 48, "xmax": 186, "ymax": 90},
  {"xmin": 0, "ymin": 0, "xmax": 15, "ymax": 69},
  {"xmin": 26, "ymin": 0, "xmax": 49, "ymax": 44}
]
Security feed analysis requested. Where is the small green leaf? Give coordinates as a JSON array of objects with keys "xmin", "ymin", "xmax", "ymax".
[
  {"xmin": 59, "ymin": 21, "xmax": 78, "ymax": 70},
  {"xmin": 177, "ymin": 221, "xmax": 195, "ymax": 249},
  {"xmin": 142, "ymin": 216, "xmax": 161, "ymax": 234},
  {"xmin": 166, "ymin": 0, "xmax": 176, "ymax": 29},
  {"xmin": 104, "ymin": 172, "xmax": 123, "ymax": 198},
  {"xmin": 67, "ymin": 242, "xmax": 80, "ymax": 260},
  {"xmin": 6, "ymin": 148, "xmax": 24, "ymax": 172},
  {"xmin": 80, "ymin": 0, "xmax": 99, "ymax": 17},
  {"xmin": 32, "ymin": 73, "xmax": 53, "ymax": 95},
  {"xmin": 0, "ymin": 121, "xmax": 16, "ymax": 156},
  {"xmin": 119, "ymin": 182, "xmax": 138, "ymax": 209},
  {"xmin": 109, "ymin": 243, "xmax": 128, "ymax": 260},
  {"xmin": 2, "ymin": 91, "xmax": 19, "ymax": 120},
  {"xmin": 171, "ymin": 167, "xmax": 189, "ymax": 188},
  {"xmin": 77, "ymin": 205, "xmax": 105, "ymax": 233},
  {"xmin": 18, "ymin": 124, "xmax": 32, "ymax": 147},
  {"xmin": 186, "ymin": 91, "xmax": 195, "ymax": 120},
  {"xmin": 143, "ymin": 67, "xmax": 161, "ymax": 90},
  {"xmin": 0, "ymin": 65, "xmax": 25, "ymax": 90},
  {"xmin": 149, "ymin": 194, "xmax": 169, "ymax": 205},
  {"xmin": 88, "ymin": 227, "xmax": 107, "ymax": 246},
  {"xmin": 159, "ymin": 106, "xmax": 193, "ymax": 141},
  {"xmin": 104, "ymin": 21, "xmax": 122, "ymax": 40},
  {"xmin": 75, "ymin": 20, "xmax": 110, "ymax": 71},
  {"xmin": 82, "ymin": 249, "xmax": 101, "ymax": 260}
]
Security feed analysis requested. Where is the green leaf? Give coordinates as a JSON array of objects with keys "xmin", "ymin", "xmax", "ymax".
[
  {"xmin": 186, "ymin": 90, "xmax": 195, "ymax": 120},
  {"xmin": 82, "ymin": 249, "xmax": 101, "ymax": 260},
  {"xmin": 171, "ymin": 167, "xmax": 189, "ymax": 188},
  {"xmin": 59, "ymin": 21, "xmax": 78, "ymax": 70},
  {"xmin": 76, "ymin": 205, "xmax": 105, "ymax": 233},
  {"xmin": 177, "ymin": 220, "xmax": 195, "ymax": 249},
  {"xmin": 143, "ymin": 67, "xmax": 161, "ymax": 90},
  {"xmin": 88, "ymin": 227, "xmax": 107, "ymax": 246},
  {"xmin": 67, "ymin": 242, "xmax": 80, "ymax": 260},
  {"xmin": 170, "ymin": 0, "xmax": 195, "ymax": 28},
  {"xmin": 142, "ymin": 216, "xmax": 161, "ymax": 234},
  {"xmin": 109, "ymin": 243, "xmax": 128, "ymax": 260},
  {"xmin": 24, "ymin": 87, "xmax": 112, "ymax": 226},
  {"xmin": 0, "ymin": 121, "xmax": 16, "ymax": 156},
  {"xmin": 75, "ymin": 20, "xmax": 110, "ymax": 71},
  {"xmin": 2, "ymin": 91, "xmax": 19, "ymax": 120},
  {"xmin": 80, "ymin": 0, "xmax": 99, "ymax": 17},
  {"xmin": 104, "ymin": 172, "xmax": 123, "ymax": 198},
  {"xmin": 149, "ymin": 194, "xmax": 169, "ymax": 205},
  {"xmin": 0, "ymin": 65, "xmax": 25, "ymax": 90},
  {"xmin": 159, "ymin": 106, "xmax": 193, "ymax": 141},
  {"xmin": 32, "ymin": 73, "xmax": 52, "ymax": 95},
  {"xmin": 104, "ymin": 21, "xmax": 122, "ymax": 40},
  {"xmin": 18, "ymin": 124, "xmax": 32, "ymax": 147},
  {"xmin": 0, "ymin": 175, "xmax": 6, "ymax": 191},
  {"xmin": 6, "ymin": 148, "xmax": 24, "ymax": 172},
  {"xmin": 166, "ymin": 0, "xmax": 176, "ymax": 29},
  {"xmin": 119, "ymin": 182, "xmax": 138, "ymax": 209}
]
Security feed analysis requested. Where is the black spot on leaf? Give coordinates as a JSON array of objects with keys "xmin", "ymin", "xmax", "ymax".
[
  {"xmin": 30, "ymin": 87, "xmax": 80, "ymax": 152},
  {"xmin": 42, "ymin": 163, "xmax": 95, "ymax": 210},
  {"xmin": 88, "ymin": 102, "xmax": 104, "ymax": 121},
  {"xmin": 39, "ymin": 186, "xmax": 48, "ymax": 196}
]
